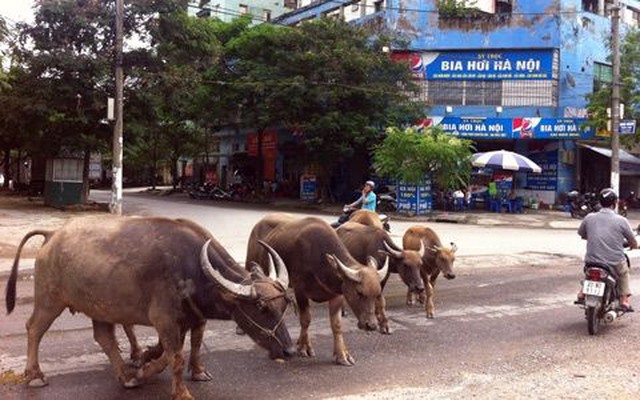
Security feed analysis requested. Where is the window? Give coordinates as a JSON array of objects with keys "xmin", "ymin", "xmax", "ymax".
[
  {"xmin": 51, "ymin": 159, "xmax": 83, "ymax": 183},
  {"xmin": 424, "ymin": 79, "xmax": 555, "ymax": 107},
  {"xmin": 465, "ymin": 81, "xmax": 502, "ymax": 105},
  {"xmin": 502, "ymin": 80, "xmax": 556, "ymax": 107},
  {"xmin": 263, "ymin": 9, "xmax": 271, "ymax": 21},
  {"xmin": 428, "ymin": 81, "xmax": 464, "ymax": 105},
  {"xmin": 374, "ymin": 0, "xmax": 384, "ymax": 13},
  {"xmin": 239, "ymin": 4, "xmax": 248, "ymax": 14},
  {"xmin": 593, "ymin": 62, "xmax": 613, "ymax": 91},
  {"xmin": 582, "ymin": 0, "xmax": 598, "ymax": 13}
]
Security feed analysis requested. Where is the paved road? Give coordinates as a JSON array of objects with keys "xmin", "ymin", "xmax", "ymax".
[{"xmin": 2, "ymin": 191, "xmax": 640, "ymax": 399}]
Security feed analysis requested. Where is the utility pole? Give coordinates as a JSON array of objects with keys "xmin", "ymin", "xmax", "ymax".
[
  {"xmin": 110, "ymin": 0, "xmax": 124, "ymax": 215},
  {"xmin": 610, "ymin": 0, "xmax": 621, "ymax": 197}
]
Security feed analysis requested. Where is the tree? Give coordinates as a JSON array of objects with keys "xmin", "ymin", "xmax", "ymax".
[
  {"xmin": 373, "ymin": 126, "xmax": 474, "ymax": 190},
  {"xmin": 587, "ymin": 28, "xmax": 640, "ymax": 141},
  {"xmin": 228, "ymin": 17, "xmax": 420, "ymax": 198}
]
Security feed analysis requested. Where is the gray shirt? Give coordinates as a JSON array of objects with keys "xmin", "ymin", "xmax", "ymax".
[{"xmin": 578, "ymin": 208, "xmax": 636, "ymax": 266}]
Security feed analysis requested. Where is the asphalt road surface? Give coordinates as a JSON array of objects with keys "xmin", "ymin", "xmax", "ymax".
[{"xmin": 2, "ymin": 191, "xmax": 640, "ymax": 399}]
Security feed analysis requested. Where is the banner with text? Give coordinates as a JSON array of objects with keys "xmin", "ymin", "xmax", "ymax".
[
  {"xmin": 408, "ymin": 50, "xmax": 556, "ymax": 80},
  {"xmin": 420, "ymin": 117, "xmax": 595, "ymax": 140}
]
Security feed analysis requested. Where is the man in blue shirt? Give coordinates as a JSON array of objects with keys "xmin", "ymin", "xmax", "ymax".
[{"xmin": 349, "ymin": 180, "xmax": 376, "ymax": 212}]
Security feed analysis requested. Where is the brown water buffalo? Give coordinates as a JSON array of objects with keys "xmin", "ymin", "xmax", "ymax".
[
  {"xmin": 403, "ymin": 225, "xmax": 458, "ymax": 319},
  {"xmin": 348, "ymin": 209, "xmax": 384, "ymax": 229},
  {"xmin": 247, "ymin": 215, "xmax": 388, "ymax": 366},
  {"xmin": 5, "ymin": 216, "xmax": 293, "ymax": 400},
  {"xmin": 337, "ymin": 221, "xmax": 425, "ymax": 308}
]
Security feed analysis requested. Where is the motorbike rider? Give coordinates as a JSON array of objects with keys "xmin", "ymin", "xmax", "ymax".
[
  {"xmin": 577, "ymin": 188, "xmax": 638, "ymax": 311},
  {"xmin": 331, "ymin": 180, "xmax": 377, "ymax": 228}
]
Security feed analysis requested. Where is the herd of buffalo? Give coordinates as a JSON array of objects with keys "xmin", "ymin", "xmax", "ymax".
[{"xmin": 4, "ymin": 210, "xmax": 458, "ymax": 399}]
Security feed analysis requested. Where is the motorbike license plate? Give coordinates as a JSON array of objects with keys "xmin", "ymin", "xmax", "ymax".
[{"xmin": 582, "ymin": 280, "xmax": 605, "ymax": 296}]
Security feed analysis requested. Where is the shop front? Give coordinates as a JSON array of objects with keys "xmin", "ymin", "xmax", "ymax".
[{"xmin": 423, "ymin": 116, "xmax": 596, "ymax": 206}]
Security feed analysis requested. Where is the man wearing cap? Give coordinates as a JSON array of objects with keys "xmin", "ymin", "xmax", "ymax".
[
  {"xmin": 577, "ymin": 188, "xmax": 638, "ymax": 311},
  {"xmin": 348, "ymin": 180, "xmax": 377, "ymax": 212}
]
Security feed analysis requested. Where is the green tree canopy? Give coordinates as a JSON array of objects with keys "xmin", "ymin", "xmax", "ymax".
[{"xmin": 373, "ymin": 126, "xmax": 474, "ymax": 190}]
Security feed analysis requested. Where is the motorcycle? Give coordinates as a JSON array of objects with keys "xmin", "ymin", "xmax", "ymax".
[
  {"xmin": 331, "ymin": 205, "xmax": 391, "ymax": 232},
  {"xmin": 567, "ymin": 190, "xmax": 601, "ymax": 219},
  {"xmin": 575, "ymin": 247, "xmax": 634, "ymax": 335},
  {"xmin": 189, "ymin": 183, "xmax": 232, "ymax": 201},
  {"xmin": 377, "ymin": 192, "xmax": 397, "ymax": 213}
]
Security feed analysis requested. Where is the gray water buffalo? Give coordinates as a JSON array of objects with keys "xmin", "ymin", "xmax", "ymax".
[
  {"xmin": 403, "ymin": 225, "xmax": 458, "ymax": 319},
  {"xmin": 5, "ymin": 216, "xmax": 293, "ymax": 400},
  {"xmin": 246, "ymin": 215, "xmax": 388, "ymax": 366},
  {"xmin": 337, "ymin": 221, "xmax": 425, "ymax": 307}
]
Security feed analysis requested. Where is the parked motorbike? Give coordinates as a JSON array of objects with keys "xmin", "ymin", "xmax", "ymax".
[
  {"xmin": 331, "ymin": 205, "xmax": 391, "ymax": 232},
  {"xmin": 567, "ymin": 190, "xmax": 601, "ymax": 219},
  {"xmin": 575, "ymin": 247, "xmax": 634, "ymax": 335},
  {"xmin": 377, "ymin": 192, "xmax": 397, "ymax": 213},
  {"xmin": 189, "ymin": 183, "xmax": 232, "ymax": 201}
]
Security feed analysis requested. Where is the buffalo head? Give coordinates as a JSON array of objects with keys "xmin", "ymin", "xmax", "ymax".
[
  {"xmin": 326, "ymin": 254, "xmax": 388, "ymax": 331},
  {"xmin": 428, "ymin": 241, "xmax": 457, "ymax": 279},
  {"xmin": 383, "ymin": 240, "xmax": 425, "ymax": 294},
  {"xmin": 200, "ymin": 240, "xmax": 294, "ymax": 360}
]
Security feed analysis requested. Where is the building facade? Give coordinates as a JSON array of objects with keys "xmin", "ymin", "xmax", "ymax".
[
  {"xmin": 188, "ymin": 0, "xmax": 295, "ymax": 24},
  {"xmin": 275, "ymin": 0, "xmax": 640, "ymax": 204}
]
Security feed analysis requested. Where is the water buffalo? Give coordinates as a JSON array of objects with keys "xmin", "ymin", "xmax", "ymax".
[
  {"xmin": 336, "ymin": 221, "xmax": 425, "ymax": 308},
  {"xmin": 5, "ymin": 216, "xmax": 293, "ymax": 400},
  {"xmin": 403, "ymin": 225, "xmax": 458, "ymax": 319},
  {"xmin": 348, "ymin": 209, "xmax": 384, "ymax": 230},
  {"xmin": 246, "ymin": 215, "xmax": 388, "ymax": 366}
]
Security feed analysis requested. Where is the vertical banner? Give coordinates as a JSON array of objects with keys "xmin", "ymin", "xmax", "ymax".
[
  {"xmin": 300, "ymin": 175, "xmax": 316, "ymax": 201},
  {"xmin": 396, "ymin": 177, "xmax": 432, "ymax": 215}
]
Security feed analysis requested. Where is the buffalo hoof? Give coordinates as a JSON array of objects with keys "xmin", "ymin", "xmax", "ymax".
[
  {"xmin": 235, "ymin": 326, "xmax": 246, "ymax": 335},
  {"xmin": 173, "ymin": 390, "xmax": 194, "ymax": 400},
  {"xmin": 379, "ymin": 324, "xmax": 391, "ymax": 335},
  {"xmin": 335, "ymin": 354, "xmax": 355, "ymax": 366},
  {"xmin": 191, "ymin": 370, "xmax": 213, "ymax": 382},
  {"xmin": 297, "ymin": 345, "xmax": 315, "ymax": 358},
  {"xmin": 27, "ymin": 377, "xmax": 48, "ymax": 388},
  {"xmin": 123, "ymin": 377, "xmax": 140, "ymax": 388},
  {"xmin": 426, "ymin": 313, "xmax": 434, "ymax": 319}
]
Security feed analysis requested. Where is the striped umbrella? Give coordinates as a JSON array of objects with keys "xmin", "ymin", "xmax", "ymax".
[{"xmin": 471, "ymin": 150, "xmax": 542, "ymax": 174}]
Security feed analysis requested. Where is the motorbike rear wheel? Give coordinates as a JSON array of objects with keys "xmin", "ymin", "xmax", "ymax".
[{"xmin": 586, "ymin": 306, "xmax": 600, "ymax": 335}]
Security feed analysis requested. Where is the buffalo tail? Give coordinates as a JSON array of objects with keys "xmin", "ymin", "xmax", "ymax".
[{"xmin": 5, "ymin": 230, "xmax": 53, "ymax": 314}]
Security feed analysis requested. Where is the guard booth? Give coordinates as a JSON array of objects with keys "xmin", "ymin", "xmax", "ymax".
[{"xmin": 44, "ymin": 157, "xmax": 84, "ymax": 208}]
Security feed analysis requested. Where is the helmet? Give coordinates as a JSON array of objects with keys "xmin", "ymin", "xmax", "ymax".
[
  {"xmin": 599, "ymin": 188, "xmax": 618, "ymax": 207},
  {"xmin": 365, "ymin": 180, "xmax": 375, "ymax": 190}
]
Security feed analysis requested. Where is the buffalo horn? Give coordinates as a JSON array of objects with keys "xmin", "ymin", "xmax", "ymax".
[
  {"xmin": 258, "ymin": 240, "xmax": 290, "ymax": 289},
  {"xmin": 200, "ymin": 240, "xmax": 256, "ymax": 299},
  {"xmin": 383, "ymin": 241, "xmax": 403, "ymax": 259},
  {"xmin": 418, "ymin": 240, "xmax": 426, "ymax": 258},
  {"xmin": 368, "ymin": 255, "xmax": 390, "ymax": 282},
  {"xmin": 333, "ymin": 255, "xmax": 362, "ymax": 283},
  {"xmin": 450, "ymin": 242, "xmax": 458, "ymax": 253}
]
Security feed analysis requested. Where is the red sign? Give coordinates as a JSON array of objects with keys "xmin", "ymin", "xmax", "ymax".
[{"xmin": 247, "ymin": 130, "xmax": 278, "ymax": 157}]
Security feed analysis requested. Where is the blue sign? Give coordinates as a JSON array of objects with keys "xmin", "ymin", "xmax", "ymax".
[
  {"xmin": 620, "ymin": 120, "xmax": 637, "ymax": 135},
  {"xmin": 300, "ymin": 175, "xmax": 316, "ymax": 201},
  {"xmin": 427, "ymin": 117, "xmax": 594, "ymax": 140},
  {"xmin": 397, "ymin": 178, "xmax": 432, "ymax": 216},
  {"xmin": 526, "ymin": 151, "xmax": 558, "ymax": 191},
  {"xmin": 417, "ymin": 50, "xmax": 555, "ymax": 80}
]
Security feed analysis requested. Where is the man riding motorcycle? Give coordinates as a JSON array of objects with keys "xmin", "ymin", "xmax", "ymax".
[
  {"xmin": 576, "ymin": 188, "xmax": 638, "ymax": 311},
  {"xmin": 331, "ymin": 180, "xmax": 377, "ymax": 228}
]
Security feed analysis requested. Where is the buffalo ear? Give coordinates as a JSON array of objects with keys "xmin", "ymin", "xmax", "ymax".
[{"xmin": 325, "ymin": 253, "xmax": 338, "ymax": 269}]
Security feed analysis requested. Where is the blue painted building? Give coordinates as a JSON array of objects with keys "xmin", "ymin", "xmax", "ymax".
[{"xmin": 275, "ymin": 0, "xmax": 640, "ymax": 204}]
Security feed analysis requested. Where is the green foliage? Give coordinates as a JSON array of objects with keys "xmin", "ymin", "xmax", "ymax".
[
  {"xmin": 437, "ymin": 0, "xmax": 479, "ymax": 18},
  {"xmin": 373, "ymin": 126, "xmax": 474, "ymax": 190},
  {"xmin": 587, "ymin": 28, "xmax": 640, "ymax": 140}
]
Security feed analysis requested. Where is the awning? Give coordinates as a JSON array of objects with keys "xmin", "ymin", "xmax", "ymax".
[
  {"xmin": 580, "ymin": 144, "xmax": 640, "ymax": 165},
  {"xmin": 580, "ymin": 144, "xmax": 640, "ymax": 175}
]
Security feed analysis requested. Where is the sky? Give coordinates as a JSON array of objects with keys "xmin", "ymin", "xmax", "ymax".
[{"xmin": 0, "ymin": 1, "xmax": 35, "ymax": 25}]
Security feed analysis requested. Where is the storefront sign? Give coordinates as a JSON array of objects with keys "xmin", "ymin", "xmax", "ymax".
[
  {"xmin": 397, "ymin": 178, "xmax": 432, "ymax": 216},
  {"xmin": 422, "ymin": 117, "xmax": 595, "ymax": 140},
  {"xmin": 411, "ymin": 50, "xmax": 555, "ymax": 80},
  {"xmin": 526, "ymin": 151, "xmax": 558, "ymax": 191},
  {"xmin": 300, "ymin": 175, "xmax": 316, "ymax": 201},
  {"xmin": 247, "ymin": 130, "xmax": 278, "ymax": 157},
  {"xmin": 620, "ymin": 120, "xmax": 637, "ymax": 135}
]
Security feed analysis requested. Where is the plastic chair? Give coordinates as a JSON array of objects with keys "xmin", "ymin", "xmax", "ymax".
[
  {"xmin": 454, "ymin": 197, "xmax": 465, "ymax": 211},
  {"xmin": 510, "ymin": 198, "xmax": 524, "ymax": 213},
  {"xmin": 489, "ymin": 198, "xmax": 501, "ymax": 212},
  {"xmin": 501, "ymin": 198, "xmax": 513, "ymax": 213}
]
